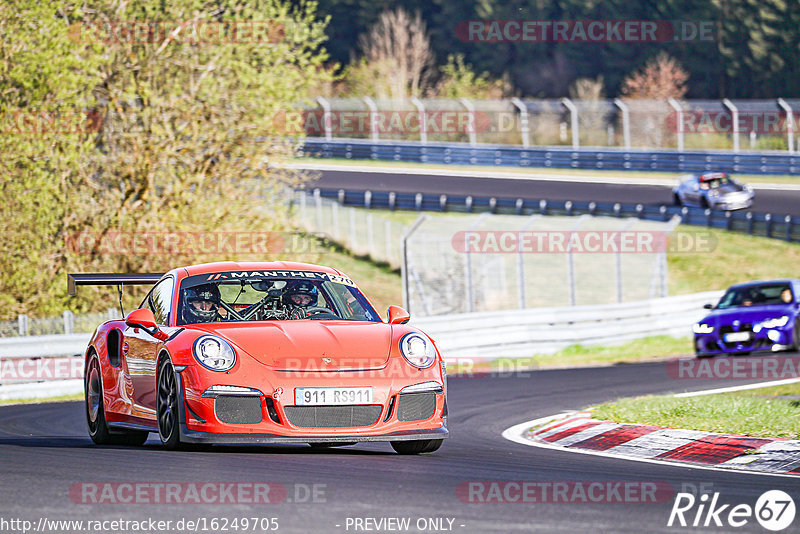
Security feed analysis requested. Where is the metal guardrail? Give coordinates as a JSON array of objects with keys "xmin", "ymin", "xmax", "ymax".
[
  {"xmin": 309, "ymin": 188, "xmax": 800, "ymax": 243},
  {"xmin": 300, "ymin": 138, "xmax": 800, "ymax": 176},
  {"xmin": 413, "ymin": 290, "xmax": 723, "ymax": 360}
]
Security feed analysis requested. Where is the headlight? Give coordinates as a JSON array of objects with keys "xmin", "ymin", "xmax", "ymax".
[
  {"xmin": 193, "ymin": 335, "xmax": 236, "ymax": 371},
  {"xmin": 760, "ymin": 316, "xmax": 790, "ymax": 329},
  {"xmin": 692, "ymin": 323, "xmax": 714, "ymax": 334},
  {"xmin": 399, "ymin": 333, "xmax": 436, "ymax": 368}
]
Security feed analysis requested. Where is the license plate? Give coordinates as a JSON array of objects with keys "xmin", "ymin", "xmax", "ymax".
[
  {"xmin": 724, "ymin": 332, "xmax": 750, "ymax": 342},
  {"xmin": 295, "ymin": 387, "xmax": 373, "ymax": 406}
]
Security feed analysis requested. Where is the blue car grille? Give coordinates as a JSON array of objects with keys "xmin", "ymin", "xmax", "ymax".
[{"xmin": 719, "ymin": 323, "xmax": 752, "ymax": 335}]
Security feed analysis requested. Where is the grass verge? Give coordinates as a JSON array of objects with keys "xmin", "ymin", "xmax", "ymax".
[
  {"xmin": 592, "ymin": 381, "xmax": 800, "ymax": 439},
  {"xmin": 448, "ymin": 335, "xmax": 692, "ymax": 375},
  {"xmin": 0, "ymin": 393, "xmax": 83, "ymax": 406}
]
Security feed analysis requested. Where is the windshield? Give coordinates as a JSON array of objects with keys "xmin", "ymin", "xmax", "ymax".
[
  {"xmin": 715, "ymin": 283, "xmax": 793, "ymax": 309},
  {"xmin": 699, "ymin": 175, "xmax": 730, "ymax": 190},
  {"xmin": 177, "ymin": 271, "xmax": 380, "ymax": 325}
]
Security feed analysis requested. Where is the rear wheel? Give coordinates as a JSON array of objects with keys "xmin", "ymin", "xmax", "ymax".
[
  {"xmin": 391, "ymin": 439, "xmax": 443, "ymax": 455},
  {"xmin": 157, "ymin": 358, "xmax": 183, "ymax": 450},
  {"xmin": 85, "ymin": 356, "xmax": 149, "ymax": 446}
]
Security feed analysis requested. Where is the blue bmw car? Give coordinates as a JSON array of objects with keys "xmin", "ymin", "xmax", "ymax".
[{"xmin": 694, "ymin": 279, "xmax": 800, "ymax": 357}]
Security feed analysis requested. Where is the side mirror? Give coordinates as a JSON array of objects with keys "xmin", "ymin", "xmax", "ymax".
[
  {"xmin": 387, "ymin": 305, "xmax": 411, "ymax": 325},
  {"xmin": 125, "ymin": 309, "xmax": 168, "ymax": 341},
  {"xmin": 703, "ymin": 303, "xmax": 713, "ymax": 309}
]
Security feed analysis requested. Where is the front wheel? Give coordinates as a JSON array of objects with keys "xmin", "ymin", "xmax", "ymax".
[
  {"xmin": 157, "ymin": 357, "xmax": 183, "ymax": 450},
  {"xmin": 391, "ymin": 439, "xmax": 443, "ymax": 455},
  {"xmin": 790, "ymin": 320, "xmax": 800, "ymax": 352},
  {"xmin": 85, "ymin": 356, "xmax": 148, "ymax": 446}
]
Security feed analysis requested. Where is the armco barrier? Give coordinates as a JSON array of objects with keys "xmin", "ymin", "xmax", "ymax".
[
  {"xmin": 308, "ymin": 188, "xmax": 800, "ymax": 243},
  {"xmin": 300, "ymin": 138, "xmax": 800, "ymax": 176},
  {"xmin": 0, "ymin": 292, "xmax": 722, "ymax": 399},
  {"xmin": 412, "ymin": 290, "xmax": 723, "ymax": 360}
]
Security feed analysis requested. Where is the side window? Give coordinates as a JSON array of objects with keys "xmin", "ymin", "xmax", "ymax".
[{"xmin": 149, "ymin": 278, "xmax": 174, "ymax": 325}]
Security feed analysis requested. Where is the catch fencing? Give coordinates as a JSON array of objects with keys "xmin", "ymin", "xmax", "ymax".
[
  {"xmin": 306, "ymin": 97, "xmax": 800, "ymax": 153},
  {"xmin": 401, "ymin": 213, "xmax": 678, "ymax": 317}
]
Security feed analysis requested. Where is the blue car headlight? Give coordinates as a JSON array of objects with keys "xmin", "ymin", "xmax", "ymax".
[
  {"xmin": 759, "ymin": 316, "xmax": 790, "ymax": 329},
  {"xmin": 399, "ymin": 333, "xmax": 436, "ymax": 369},
  {"xmin": 692, "ymin": 323, "xmax": 714, "ymax": 334},
  {"xmin": 193, "ymin": 335, "xmax": 236, "ymax": 371}
]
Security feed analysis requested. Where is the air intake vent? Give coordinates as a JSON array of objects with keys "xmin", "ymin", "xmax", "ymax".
[
  {"xmin": 215, "ymin": 396, "xmax": 263, "ymax": 424},
  {"xmin": 397, "ymin": 393, "xmax": 435, "ymax": 421},
  {"xmin": 284, "ymin": 405, "xmax": 382, "ymax": 428}
]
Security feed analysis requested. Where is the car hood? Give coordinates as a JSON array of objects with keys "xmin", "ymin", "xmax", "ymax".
[
  {"xmin": 716, "ymin": 183, "xmax": 744, "ymax": 195},
  {"xmin": 701, "ymin": 304, "xmax": 794, "ymax": 326},
  {"xmin": 188, "ymin": 321, "xmax": 392, "ymax": 371}
]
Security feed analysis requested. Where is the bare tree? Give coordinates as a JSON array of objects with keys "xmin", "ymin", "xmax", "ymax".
[
  {"xmin": 621, "ymin": 52, "xmax": 689, "ymax": 99},
  {"xmin": 357, "ymin": 8, "xmax": 434, "ymax": 99}
]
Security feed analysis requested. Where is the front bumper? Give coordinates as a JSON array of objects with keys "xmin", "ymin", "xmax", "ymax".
[
  {"xmin": 694, "ymin": 326, "xmax": 793, "ymax": 355},
  {"xmin": 174, "ymin": 365, "xmax": 449, "ymax": 444}
]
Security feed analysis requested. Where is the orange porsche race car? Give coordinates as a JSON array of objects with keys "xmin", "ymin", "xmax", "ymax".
[{"xmin": 68, "ymin": 261, "xmax": 448, "ymax": 454}]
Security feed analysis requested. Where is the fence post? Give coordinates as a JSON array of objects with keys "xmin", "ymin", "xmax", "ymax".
[
  {"xmin": 777, "ymin": 98, "xmax": 794, "ymax": 153},
  {"xmin": 313, "ymin": 188, "xmax": 322, "ymax": 233},
  {"xmin": 765, "ymin": 213, "xmax": 772, "ymax": 237},
  {"xmin": 614, "ymin": 98, "xmax": 631, "ymax": 150},
  {"xmin": 705, "ymin": 208, "xmax": 712, "ymax": 227},
  {"xmin": 722, "ymin": 99, "xmax": 740, "ymax": 152},
  {"xmin": 746, "ymin": 212, "xmax": 754, "ymax": 234},
  {"xmin": 410, "ymin": 97, "xmax": 427, "ymax": 145},
  {"xmin": 439, "ymin": 194, "xmax": 448, "ymax": 211},
  {"xmin": 515, "ymin": 198, "xmax": 524, "ymax": 215},
  {"xmin": 364, "ymin": 190, "xmax": 372, "ymax": 209},
  {"xmin": 565, "ymin": 200, "xmax": 573, "ymax": 216},
  {"xmin": 668, "ymin": 98, "xmax": 684, "ymax": 151},
  {"xmin": 388, "ymin": 191, "xmax": 396, "ymax": 211},
  {"xmin": 348, "ymin": 207, "xmax": 357, "ymax": 251},
  {"xmin": 384, "ymin": 220, "xmax": 392, "ymax": 263},
  {"xmin": 459, "ymin": 98, "xmax": 477, "ymax": 146},
  {"xmin": 560, "ymin": 97, "xmax": 580, "ymax": 149},
  {"xmin": 367, "ymin": 212, "xmax": 375, "ymax": 258},
  {"xmin": 511, "ymin": 97, "xmax": 530, "ymax": 147},
  {"xmin": 63, "ymin": 310, "xmax": 74, "ymax": 335},
  {"xmin": 332, "ymin": 202, "xmax": 340, "ymax": 240},
  {"xmin": 18, "ymin": 314, "xmax": 28, "ymax": 336},
  {"xmin": 785, "ymin": 215, "xmax": 793, "ymax": 241},
  {"xmin": 363, "ymin": 96, "xmax": 379, "ymax": 142},
  {"xmin": 725, "ymin": 211, "xmax": 732, "ymax": 231},
  {"xmin": 316, "ymin": 97, "xmax": 333, "ymax": 141},
  {"xmin": 539, "ymin": 199, "xmax": 547, "ymax": 215}
]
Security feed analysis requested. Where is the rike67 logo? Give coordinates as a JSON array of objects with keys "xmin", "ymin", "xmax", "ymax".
[{"xmin": 668, "ymin": 490, "xmax": 796, "ymax": 531}]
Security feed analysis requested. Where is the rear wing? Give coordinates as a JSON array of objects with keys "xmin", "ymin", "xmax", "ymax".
[{"xmin": 67, "ymin": 273, "xmax": 164, "ymax": 295}]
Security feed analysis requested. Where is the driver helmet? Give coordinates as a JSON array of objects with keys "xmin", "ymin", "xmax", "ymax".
[
  {"xmin": 283, "ymin": 280, "xmax": 318, "ymax": 308},
  {"xmin": 182, "ymin": 283, "xmax": 220, "ymax": 323}
]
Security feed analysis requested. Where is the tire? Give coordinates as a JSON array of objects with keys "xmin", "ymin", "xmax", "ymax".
[
  {"xmin": 390, "ymin": 439, "xmax": 443, "ymax": 455},
  {"xmin": 790, "ymin": 320, "xmax": 800, "ymax": 352},
  {"xmin": 308, "ymin": 442, "xmax": 357, "ymax": 449},
  {"xmin": 673, "ymin": 193, "xmax": 682, "ymax": 206},
  {"xmin": 157, "ymin": 357, "xmax": 183, "ymax": 450},
  {"xmin": 85, "ymin": 356, "xmax": 149, "ymax": 446}
]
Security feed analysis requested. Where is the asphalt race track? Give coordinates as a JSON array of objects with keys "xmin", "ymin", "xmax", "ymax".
[
  {"xmin": 309, "ymin": 169, "xmax": 800, "ymax": 218},
  {"xmin": 1, "ymin": 360, "xmax": 797, "ymax": 533}
]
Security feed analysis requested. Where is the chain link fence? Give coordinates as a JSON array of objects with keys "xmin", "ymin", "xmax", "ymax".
[
  {"xmin": 402, "ymin": 213, "xmax": 679, "ymax": 317},
  {"xmin": 0, "ymin": 309, "xmax": 118, "ymax": 338},
  {"xmin": 307, "ymin": 97, "xmax": 800, "ymax": 152}
]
